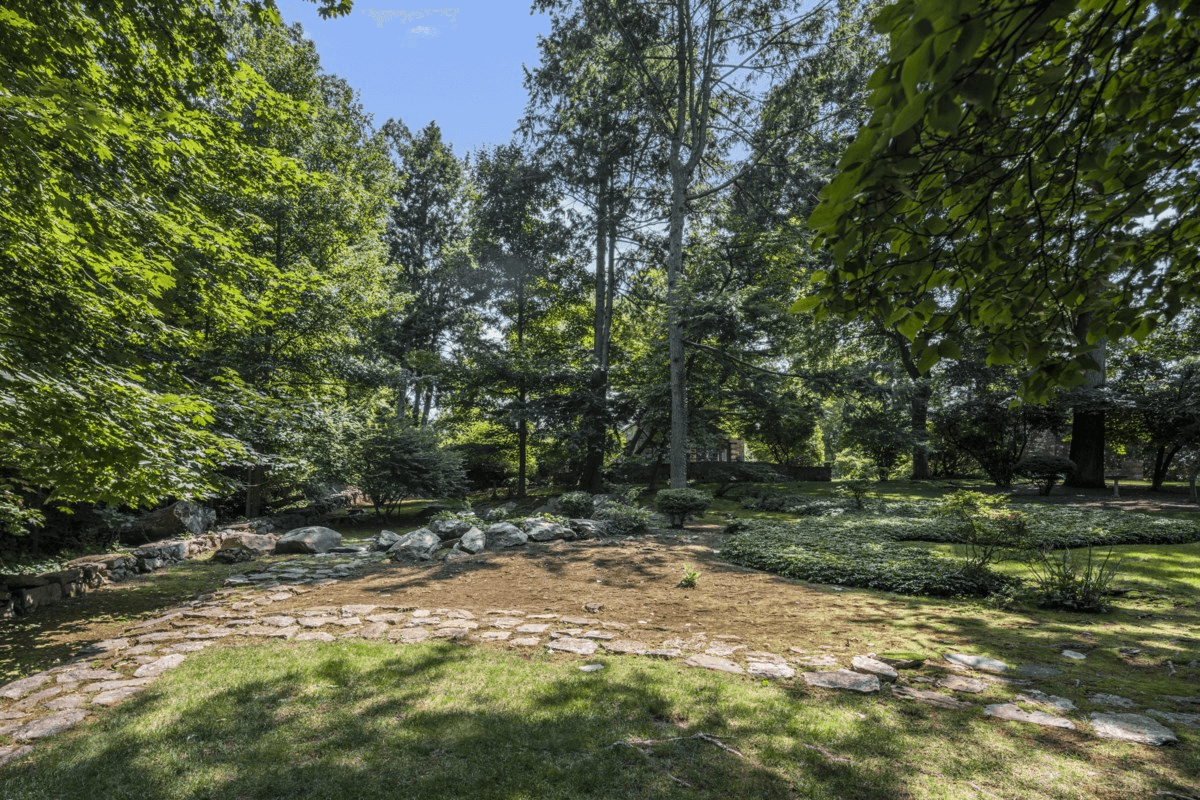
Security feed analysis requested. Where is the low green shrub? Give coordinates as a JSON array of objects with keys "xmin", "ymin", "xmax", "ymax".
[
  {"xmin": 837, "ymin": 479, "xmax": 874, "ymax": 509},
  {"xmin": 654, "ymin": 488, "xmax": 713, "ymax": 528},
  {"xmin": 556, "ymin": 491, "xmax": 595, "ymax": 519},
  {"xmin": 594, "ymin": 502, "xmax": 650, "ymax": 536},
  {"xmin": 1015, "ymin": 454, "xmax": 1077, "ymax": 496},
  {"xmin": 1024, "ymin": 545, "xmax": 1122, "ymax": 612},
  {"xmin": 721, "ymin": 519, "xmax": 1016, "ymax": 598},
  {"xmin": 933, "ymin": 491, "xmax": 1028, "ymax": 575}
]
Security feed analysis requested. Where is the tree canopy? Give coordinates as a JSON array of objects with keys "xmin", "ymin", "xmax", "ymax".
[{"xmin": 805, "ymin": 0, "xmax": 1200, "ymax": 395}]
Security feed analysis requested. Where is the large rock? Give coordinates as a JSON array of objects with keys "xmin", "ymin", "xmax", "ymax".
[
  {"xmin": 458, "ymin": 527, "xmax": 486, "ymax": 555},
  {"xmin": 568, "ymin": 519, "xmax": 607, "ymax": 539},
  {"xmin": 1090, "ymin": 712, "xmax": 1178, "ymax": 745},
  {"xmin": 371, "ymin": 530, "xmax": 402, "ymax": 552},
  {"xmin": 524, "ymin": 520, "xmax": 570, "ymax": 542},
  {"xmin": 485, "ymin": 522, "xmax": 527, "ymax": 548},
  {"xmin": 125, "ymin": 501, "xmax": 216, "ymax": 542},
  {"xmin": 429, "ymin": 518, "xmax": 474, "ymax": 540},
  {"xmin": 219, "ymin": 532, "xmax": 277, "ymax": 554},
  {"xmin": 387, "ymin": 528, "xmax": 441, "ymax": 562},
  {"xmin": 275, "ymin": 526, "xmax": 342, "ymax": 554}
]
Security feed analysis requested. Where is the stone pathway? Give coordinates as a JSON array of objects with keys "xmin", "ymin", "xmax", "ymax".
[{"xmin": 2, "ymin": 554, "xmax": 1195, "ymax": 768}]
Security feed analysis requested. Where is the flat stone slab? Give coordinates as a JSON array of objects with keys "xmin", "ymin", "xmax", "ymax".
[
  {"xmin": 475, "ymin": 631, "xmax": 511, "ymax": 642},
  {"xmin": 1159, "ymin": 695, "xmax": 1200, "ymax": 706},
  {"xmin": 548, "ymin": 637, "xmax": 598, "ymax": 655},
  {"xmin": 163, "ymin": 641, "xmax": 216, "ymax": 654},
  {"xmin": 0, "ymin": 745, "xmax": 32, "ymax": 767},
  {"xmin": 802, "ymin": 670, "xmax": 880, "ymax": 693},
  {"xmin": 580, "ymin": 664, "xmax": 605, "ymax": 673},
  {"xmin": 1088, "ymin": 692, "xmax": 1135, "ymax": 708},
  {"xmin": 342, "ymin": 604, "xmax": 378, "ymax": 617},
  {"xmin": 796, "ymin": 656, "xmax": 840, "ymax": 667},
  {"xmin": 79, "ymin": 678, "xmax": 154, "ymax": 693},
  {"xmin": 582, "ymin": 630, "xmax": 616, "ymax": 641},
  {"xmin": 299, "ymin": 616, "xmax": 338, "ymax": 628},
  {"xmin": 1146, "ymin": 709, "xmax": 1200, "ymax": 728},
  {"xmin": 92, "ymin": 686, "xmax": 147, "ymax": 706},
  {"xmin": 747, "ymin": 661, "xmax": 795, "ymax": 680},
  {"xmin": 937, "ymin": 675, "xmax": 987, "ymax": 694},
  {"xmin": 133, "ymin": 654, "xmax": 187, "ymax": 678},
  {"xmin": 602, "ymin": 639, "xmax": 653, "ymax": 655},
  {"xmin": 1061, "ymin": 650, "xmax": 1087, "ymax": 661},
  {"xmin": 0, "ymin": 710, "xmax": 27, "ymax": 720},
  {"xmin": 1016, "ymin": 690, "xmax": 1076, "ymax": 712},
  {"xmin": 45, "ymin": 694, "xmax": 87, "ymax": 711},
  {"xmin": 515, "ymin": 624, "xmax": 551, "ymax": 634},
  {"xmin": 365, "ymin": 613, "xmax": 407, "ymax": 624},
  {"xmin": 685, "ymin": 654, "xmax": 745, "ymax": 674},
  {"xmin": 55, "ymin": 668, "xmax": 122, "ymax": 684},
  {"xmin": 1090, "ymin": 712, "xmax": 1178, "ymax": 745},
  {"xmin": 259, "ymin": 615, "xmax": 297, "ymax": 627},
  {"xmin": 560, "ymin": 616, "xmax": 599, "ymax": 626},
  {"xmin": 388, "ymin": 628, "xmax": 430, "ymax": 643},
  {"xmin": 704, "ymin": 644, "xmax": 746, "ymax": 657},
  {"xmin": 944, "ymin": 653, "xmax": 1009, "ymax": 674},
  {"xmin": 509, "ymin": 637, "xmax": 541, "ymax": 648},
  {"xmin": 11, "ymin": 709, "xmax": 89, "ymax": 740},
  {"xmin": 851, "ymin": 655, "xmax": 898, "ymax": 682},
  {"xmin": 295, "ymin": 631, "xmax": 336, "ymax": 642},
  {"xmin": 893, "ymin": 685, "xmax": 970, "ymax": 710},
  {"xmin": 1016, "ymin": 664, "xmax": 1061, "ymax": 679},
  {"xmin": 984, "ymin": 703, "xmax": 1075, "ymax": 729},
  {"xmin": 76, "ymin": 638, "xmax": 131, "ymax": 657}
]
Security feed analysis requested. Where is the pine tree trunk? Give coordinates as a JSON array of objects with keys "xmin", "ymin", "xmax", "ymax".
[{"xmin": 666, "ymin": 161, "xmax": 689, "ymax": 489}]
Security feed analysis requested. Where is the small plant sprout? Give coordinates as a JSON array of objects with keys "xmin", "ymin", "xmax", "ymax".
[{"xmin": 678, "ymin": 563, "xmax": 700, "ymax": 588}]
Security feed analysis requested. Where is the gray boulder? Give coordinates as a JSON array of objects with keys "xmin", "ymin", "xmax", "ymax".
[
  {"xmin": 458, "ymin": 527, "xmax": 486, "ymax": 554},
  {"xmin": 486, "ymin": 522, "xmax": 527, "ymax": 548},
  {"xmin": 218, "ymin": 532, "xmax": 277, "ymax": 554},
  {"xmin": 387, "ymin": 528, "xmax": 441, "ymax": 561},
  {"xmin": 569, "ymin": 519, "xmax": 607, "ymax": 539},
  {"xmin": 524, "ymin": 520, "xmax": 569, "ymax": 542},
  {"xmin": 371, "ymin": 530, "xmax": 402, "ymax": 552},
  {"xmin": 275, "ymin": 526, "xmax": 343, "ymax": 554},
  {"xmin": 429, "ymin": 518, "xmax": 474, "ymax": 540},
  {"xmin": 125, "ymin": 501, "xmax": 216, "ymax": 543}
]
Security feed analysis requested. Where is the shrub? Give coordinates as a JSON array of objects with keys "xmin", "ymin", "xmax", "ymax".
[
  {"xmin": 933, "ymin": 491, "xmax": 1028, "ymax": 575},
  {"xmin": 720, "ymin": 519, "xmax": 1015, "ymax": 598},
  {"xmin": 677, "ymin": 563, "xmax": 700, "ymax": 589},
  {"xmin": 837, "ymin": 479, "xmax": 874, "ymax": 509},
  {"xmin": 1015, "ymin": 454, "xmax": 1077, "ymax": 496},
  {"xmin": 557, "ymin": 491, "xmax": 595, "ymax": 519},
  {"xmin": 353, "ymin": 422, "xmax": 467, "ymax": 518},
  {"xmin": 594, "ymin": 501, "xmax": 650, "ymax": 536},
  {"xmin": 654, "ymin": 488, "xmax": 713, "ymax": 528},
  {"xmin": 1024, "ymin": 545, "xmax": 1121, "ymax": 612}
]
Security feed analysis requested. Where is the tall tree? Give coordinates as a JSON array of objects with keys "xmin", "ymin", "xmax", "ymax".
[
  {"xmin": 379, "ymin": 120, "xmax": 479, "ymax": 426},
  {"xmin": 468, "ymin": 143, "xmax": 576, "ymax": 496}
]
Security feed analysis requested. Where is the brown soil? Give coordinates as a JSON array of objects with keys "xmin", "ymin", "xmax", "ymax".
[{"xmin": 1006, "ymin": 483, "xmax": 1199, "ymax": 516}]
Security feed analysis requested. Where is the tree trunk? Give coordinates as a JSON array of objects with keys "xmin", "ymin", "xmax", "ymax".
[
  {"xmin": 1066, "ymin": 318, "xmax": 1106, "ymax": 488},
  {"xmin": 666, "ymin": 160, "xmax": 689, "ymax": 489},
  {"xmin": 910, "ymin": 381, "xmax": 931, "ymax": 480},
  {"xmin": 245, "ymin": 465, "xmax": 268, "ymax": 519},
  {"xmin": 580, "ymin": 174, "xmax": 611, "ymax": 493}
]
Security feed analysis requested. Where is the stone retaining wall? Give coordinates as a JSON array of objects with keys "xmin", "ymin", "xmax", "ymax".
[{"xmin": 1, "ymin": 534, "xmax": 225, "ymax": 619}]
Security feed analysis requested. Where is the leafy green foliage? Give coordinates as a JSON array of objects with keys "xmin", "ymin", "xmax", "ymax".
[
  {"xmin": 807, "ymin": 0, "xmax": 1200, "ymax": 394},
  {"xmin": 654, "ymin": 488, "xmax": 712, "ymax": 528},
  {"xmin": 1014, "ymin": 455, "xmax": 1077, "ymax": 496},
  {"xmin": 352, "ymin": 422, "xmax": 467, "ymax": 518},
  {"xmin": 722, "ymin": 519, "xmax": 1015, "ymax": 598},
  {"xmin": 933, "ymin": 491, "xmax": 1027, "ymax": 575},
  {"xmin": 556, "ymin": 491, "xmax": 595, "ymax": 519},
  {"xmin": 593, "ymin": 498, "xmax": 650, "ymax": 536},
  {"xmin": 836, "ymin": 479, "xmax": 874, "ymax": 509},
  {"xmin": 1024, "ymin": 546, "xmax": 1122, "ymax": 613},
  {"xmin": 677, "ymin": 563, "xmax": 700, "ymax": 589}
]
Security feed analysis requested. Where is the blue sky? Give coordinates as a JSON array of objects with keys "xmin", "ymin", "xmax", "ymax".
[{"xmin": 275, "ymin": 1, "xmax": 552, "ymax": 157}]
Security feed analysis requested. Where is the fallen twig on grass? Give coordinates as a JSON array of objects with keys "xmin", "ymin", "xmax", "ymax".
[
  {"xmin": 609, "ymin": 732, "xmax": 745, "ymax": 758},
  {"xmin": 666, "ymin": 772, "xmax": 694, "ymax": 788},
  {"xmin": 799, "ymin": 742, "xmax": 851, "ymax": 763}
]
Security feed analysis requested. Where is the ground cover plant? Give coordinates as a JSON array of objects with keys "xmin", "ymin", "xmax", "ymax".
[{"xmin": 720, "ymin": 518, "xmax": 1016, "ymax": 597}]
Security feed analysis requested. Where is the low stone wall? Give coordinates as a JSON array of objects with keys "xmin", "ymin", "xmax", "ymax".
[{"xmin": 1, "ymin": 534, "xmax": 225, "ymax": 619}]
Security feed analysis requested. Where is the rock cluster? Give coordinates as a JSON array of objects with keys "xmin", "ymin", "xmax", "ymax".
[{"xmin": 377, "ymin": 517, "xmax": 604, "ymax": 562}]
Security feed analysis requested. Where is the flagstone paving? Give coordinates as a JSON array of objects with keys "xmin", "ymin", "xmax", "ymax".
[{"xmin": 1, "ymin": 548, "xmax": 1195, "ymax": 769}]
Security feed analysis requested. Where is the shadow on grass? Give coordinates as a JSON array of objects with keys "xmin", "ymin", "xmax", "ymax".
[{"xmin": 0, "ymin": 641, "xmax": 929, "ymax": 800}]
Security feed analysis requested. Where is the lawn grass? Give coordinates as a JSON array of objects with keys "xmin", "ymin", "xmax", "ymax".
[{"xmin": 2, "ymin": 639, "xmax": 1196, "ymax": 800}]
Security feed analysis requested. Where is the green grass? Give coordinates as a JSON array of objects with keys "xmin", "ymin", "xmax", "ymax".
[{"xmin": 2, "ymin": 640, "xmax": 1196, "ymax": 800}]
